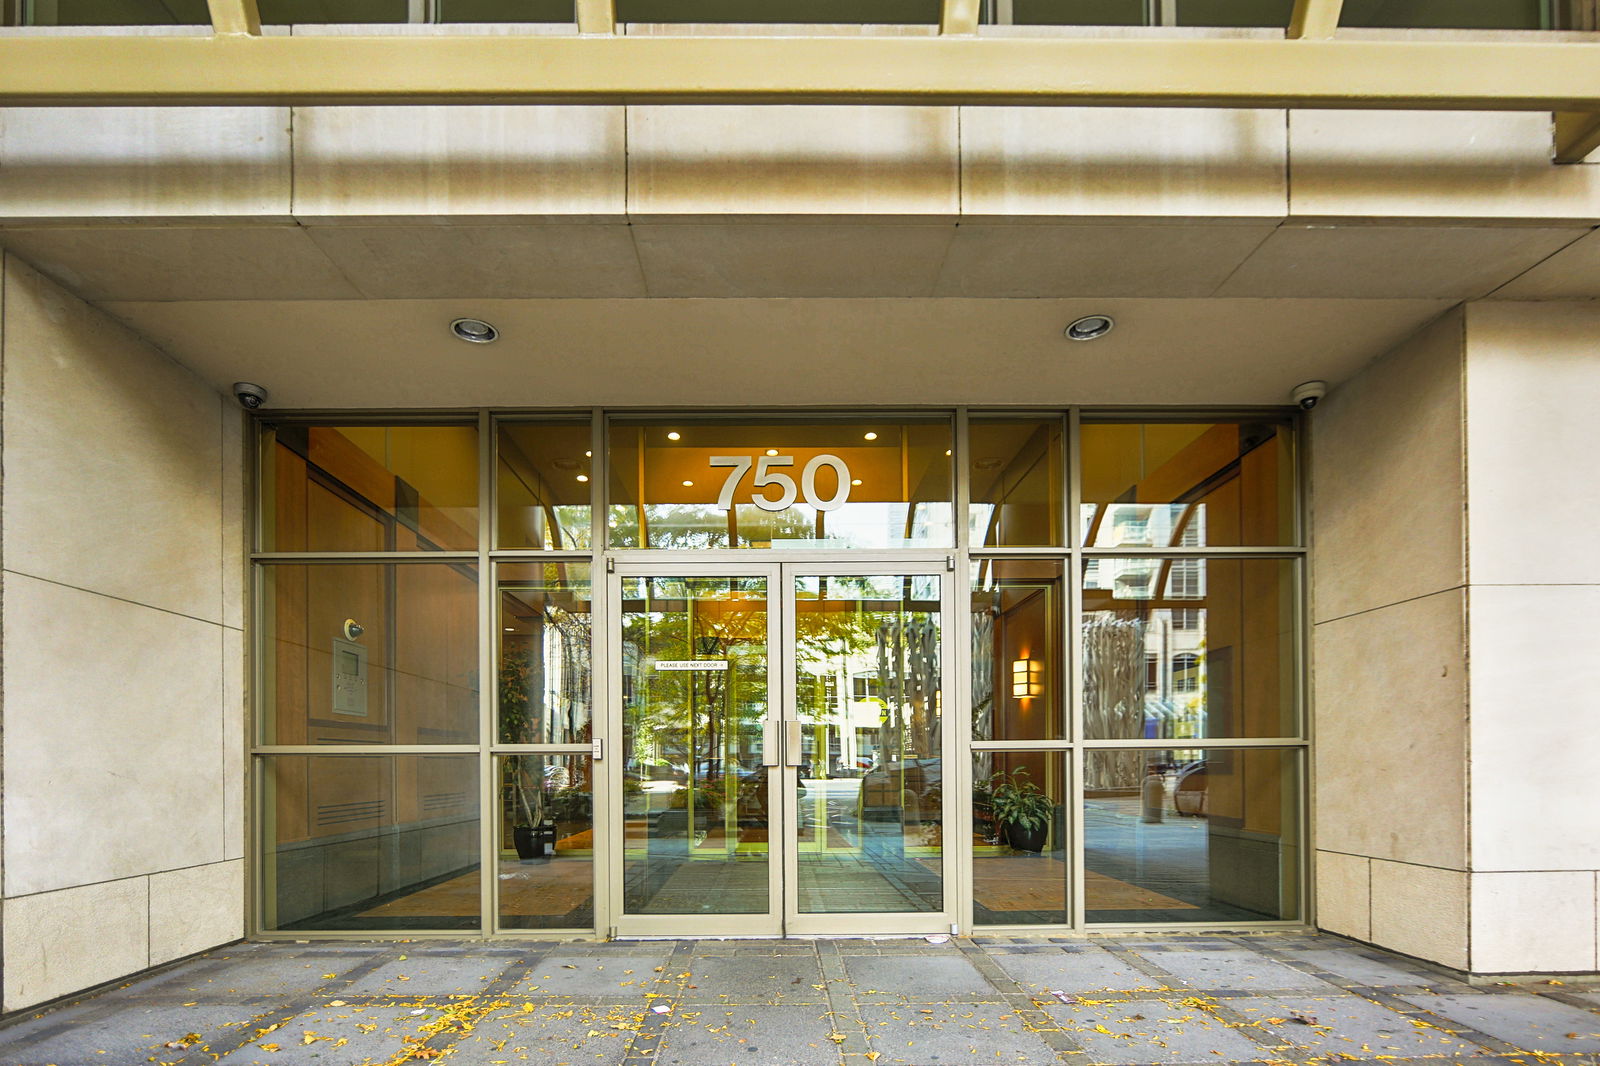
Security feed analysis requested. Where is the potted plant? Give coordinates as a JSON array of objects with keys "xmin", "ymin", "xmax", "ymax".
[{"xmin": 987, "ymin": 768, "xmax": 1053, "ymax": 853}]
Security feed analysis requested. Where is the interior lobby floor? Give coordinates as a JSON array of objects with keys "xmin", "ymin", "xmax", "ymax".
[{"xmin": 4, "ymin": 932, "xmax": 1598, "ymax": 1066}]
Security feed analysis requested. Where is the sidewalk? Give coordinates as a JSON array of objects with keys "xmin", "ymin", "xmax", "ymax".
[{"xmin": 3, "ymin": 932, "xmax": 1597, "ymax": 1066}]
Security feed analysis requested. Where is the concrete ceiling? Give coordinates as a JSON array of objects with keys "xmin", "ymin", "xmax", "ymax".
[
  {"xmin": 100, "ymin": 295, "xmax": 1453, "ymax": 408},
  {"xmin": 5, "ymin": 215, "xmax": 1592, "ymax": 408}
]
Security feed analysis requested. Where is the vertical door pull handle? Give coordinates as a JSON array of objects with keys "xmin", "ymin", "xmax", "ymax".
[
  {"xmin": 762, "ymin": 721, "xmax": 779, "ymax": 767},
  {"xmin": 785, "ymin": 721, "xmax": 803, "ymax": 766}
]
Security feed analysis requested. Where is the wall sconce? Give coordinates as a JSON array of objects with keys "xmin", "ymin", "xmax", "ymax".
[{"xmin": 1011, "ymin": 657, "xmax": 1042, "ymax": 699}]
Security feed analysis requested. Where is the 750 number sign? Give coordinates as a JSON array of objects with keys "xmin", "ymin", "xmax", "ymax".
[{"xmin": 709, "ymin": 454, "xmax": 852, "ymax": 512}]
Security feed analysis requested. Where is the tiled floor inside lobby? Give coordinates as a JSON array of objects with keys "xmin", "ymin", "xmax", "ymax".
[{"xmin": 5, "ymin": 932, "xmax": 1600, "ymax": 1066}]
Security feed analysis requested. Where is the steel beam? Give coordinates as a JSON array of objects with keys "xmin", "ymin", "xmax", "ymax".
[
  {"xmin": 940, "ymin": 0, "xmax": 982, "ymax": 35},
  {"xmin": 205, "ymin": 0, "xmax": 261, "ymax": 36},
  {"xmin": 1555, "ymin": 110, "xmax": 1600, "ymax": 162},
  {"xmin": 575, "ymin": 0, "xmax": 616, "ymax": 36},
  {"xmin": 1288, "ymin": 0, "xmax": 1345, "ymax": 39},
  {"xmin": 0, "ymin": 34, "xmax": 1599, "ymax": 111}
]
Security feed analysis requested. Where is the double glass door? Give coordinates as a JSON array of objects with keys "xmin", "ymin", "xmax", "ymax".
[{"xmin": 611, "ymin": 562, "xmax": 952, "ymax": 937}]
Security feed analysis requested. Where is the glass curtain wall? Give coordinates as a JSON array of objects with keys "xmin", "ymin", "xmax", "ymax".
[{"xmin": 253, "ymin": 409, "xmax": 1305, "ymax": 936}]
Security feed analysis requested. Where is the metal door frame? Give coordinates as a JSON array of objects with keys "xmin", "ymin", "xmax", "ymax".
[{"xmin": 607, "ymin": 557, "xmax": 955, "ymax": 938}]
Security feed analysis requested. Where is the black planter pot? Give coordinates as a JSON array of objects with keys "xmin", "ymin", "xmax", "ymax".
[
  {"xmin": 1004, "ymin": 820, "xmax": 1048, "ymax": 854},
  {"xmin": 513, "ymin": 825, "xmax": 537, "ymax": 859}
]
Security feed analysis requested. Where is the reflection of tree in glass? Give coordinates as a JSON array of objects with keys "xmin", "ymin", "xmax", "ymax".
[{"xmin": 622, "ymin": 578, "xmax": 769, "ymax": 808}]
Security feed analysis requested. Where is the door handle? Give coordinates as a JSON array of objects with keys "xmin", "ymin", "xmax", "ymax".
[
  {"xmin": 784, "ymin": 721, "xmax": 803, "ymax": 767},
  {"xmin": 761, "ymin": 720, "xmax": 779, "ymax": 767}
]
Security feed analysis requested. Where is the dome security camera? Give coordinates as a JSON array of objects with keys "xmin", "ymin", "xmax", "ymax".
[
  {"xmin": 233, "ymin": 382, "xmax": 269, "ymax": 410},
  {"xmin": 1291, "ymin": 381, "xmax": 1328, "ymax": 411}
]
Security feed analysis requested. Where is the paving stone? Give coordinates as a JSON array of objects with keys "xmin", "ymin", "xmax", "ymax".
[
  {"xmin": 845, "ymin": 955, "xmax": 997, "ymax": 1001},
  {"xmin": 1135, "ymin": 949, "xmax": 1337, "ymax": 993},
  {"xmin": 1399, "ymin": 991, "xmax": 1600, "ymax": 1053},
  {"xmin": 140, "ymin": 954, "xmax": 367, "ymax": 996},
  {"xmin": 1280, "ymin": 949, "xmax": 1446, "ymax": 988},
  {"xmin": 859, "ymin": 1003, "xmax": 1059, "ymax": 1064},
  {"xmin": 1228, "ymin": 993, "xmax": 1485, "ymax": 1058},
  {"xmin": 513, "ymin": 954, "xmax": 670, "ymax": 997},
  {"xmin": 681, "ymin": 955, "xmax": 828, "ymax": 1004},
  {"xmin": 653, "ymin": 1004, "xmax": 844, "ymax": 1066},
  {"xmin": 212, "ymin": 1003, "xmax": 445, "ymax": 1065},
  {"xmin": 443, "ymin": 1003, "xmax": 647, "ymax": 1065},
  {"xmin": 990, "ymin": 946, "xmax": 1171, "ymax": 994},
  {"xmin": 1041, "ymin": 998, "xmax": 1269, "ymax": 1064},
  {"xmin": 338, "ymin": 955, "xmax": 517, "ymax": 996},
  {"xmin": 0, "ymin": 1003, "xmax": 257, "ymax": 1066}
]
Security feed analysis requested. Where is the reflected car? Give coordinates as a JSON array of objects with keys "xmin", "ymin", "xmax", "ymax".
[
  {"xmin": 857, "ymin": 757, "xmax": 942, "ymax": 821},
  {"xmin": 1174, "ymin": 761, "xmax": 1207, "ymax": 816}
]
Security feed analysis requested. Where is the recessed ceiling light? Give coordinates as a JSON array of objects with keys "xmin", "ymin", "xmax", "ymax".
[
  {"xmin": 576, "ymin": 474, "xmax": 589, "ymax": 483},
  {"xmin": 503, "ymin": 626, "xmax": 515, "ymax": 632},
  {"xmin": 863, "ymin": 431, "xmax": 878, "ymax": 441},
  {"xmin": 682, "ymin": 480, "xmax": 694, "ymax": 487},
  {"xmin": 766, "ymin": 448, "xmax": 779, "ymax": 456},
  {"xmin": 667, "ymin": 431, "xmax": 681, "ymax": 441},
  {"xmin": 585, "ymin": 450, "xmax": 592, "ymax": 457},
  {"xmin": 450, "ymin": 317, "xmax": 498, "ymax": 343},
  {"xmin": 1064, "ymin": 314, "xmax": 1115, "ymax": 342},
  {"xmin": 851, "ymin": 479, "xmax": 863, "ymax": 486}
]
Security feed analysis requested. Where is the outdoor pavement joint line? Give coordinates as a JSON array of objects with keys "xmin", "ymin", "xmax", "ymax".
[
  {"xmin": 395, "ymin": 952, "xmax": 550, "ymax": 1059},
  {"xmin": 616, "ymin": 939, "xmax": 697, "ymax": 1066},
  {"xmin": 1541, "ymin": 990, "xmax": 1600, "ymax": 1014},
  {"xmin": 1089, "ymin": 940, "xmax": 1323, "ymax": 1066},
  {"xmin": 1342, "ymin": 988, "xmax": 1516, "ymax": 1056}
]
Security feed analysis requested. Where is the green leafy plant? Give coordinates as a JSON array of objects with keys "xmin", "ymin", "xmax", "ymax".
[{"xmin": 987, "ymin": 768, "xmax": 1053, "ymax": 832}]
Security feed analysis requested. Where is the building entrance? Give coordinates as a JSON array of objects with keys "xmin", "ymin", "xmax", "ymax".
[{"xmin": 612, "ymin": 562, "xmax": 953, "ymax": 937}]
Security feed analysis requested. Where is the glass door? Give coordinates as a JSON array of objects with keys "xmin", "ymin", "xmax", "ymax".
[
  {"xmin": 613, "ymin": 566, "xmax": 782, "ymax": 936},
  {"xmin": 782, "ymin": 565, "xmax": 953, "ymax": 936},
  {"xmin": 610, "ymin": 562, "xmax": 952, "ymax": 937}
]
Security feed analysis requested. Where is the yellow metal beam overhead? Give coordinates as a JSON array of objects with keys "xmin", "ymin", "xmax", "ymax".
[
  {"xmin": 1288, "ymin": 0, "xmax": 1345, "ymax": 39},
  {"xmin": 940, "ymin": 0, "xmax": 982, "ymax": 35},
  {"xmin": 1555, "ymin": 111, "xmax": 1600, "ymax": 163},
  {"xmin": 205, "ymin": 0, "xmax": 261, "ymax": 37},
  {"xmin": 1, "ymin": 34, "xmax": 1599, "ymax": 112},
  {"xmin": 575, "ymin": 0, "xmax": 617, "ymax": 36}
]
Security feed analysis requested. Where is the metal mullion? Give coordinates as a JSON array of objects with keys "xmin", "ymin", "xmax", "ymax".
[
  {"xmin": 490, "ymin": 745, "xmax": 594, "ymax": 755},
  {"xmin": 1081, "ymin": 546, "xmax": 1306, "ymax": 557},
  {"xmin": 1080, "ymin": 738, "xmax": 1307, "ymax": 749},
  {"xmin": 970, "ymin": 740, "xmax": 1074, "ymax": 752},
  {"xmin": 488, "ymin": 549, "xmax": 594, "ymax": 561},
  {"xmin": 1078, "ymin": 407, "xmax": 1297, "ymax": 423},
  {"xmin": 955, "ymin": 407, "xmax": 970, "ymax": 556},
  {"xmin": 589, "ymin": 407, "xmax": 611, "ymax": 939},
  {"xmin": 254, "ymin": 745, "xmax": 480, "ymax": 755},
  {"xmin": 1066, "ymin": 406, "xmax": 1084, "ymax": 933},
  {"xmin": 251, "ymin": 551, "xmax": 479, "ymax": 563},
  {"xmin": 478, "ymin": 409, "xmax": 495, "ymax": 937},
  {"xmin": 964, "ymin": 545, "xmax": 1072, "ymax": 557}
]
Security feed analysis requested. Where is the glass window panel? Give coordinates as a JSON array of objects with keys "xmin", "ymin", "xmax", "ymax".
[
  {"xmin": 257, "ymin": 0, "xmax": 409, "ymax": 22},
  {"xmin": 608, "ymin": 418, "xmax": 953, "ymax": 550},
  {"xmin": 497, "ymin": 421, "xmax": 593, "ymax": 550},
  {"xmin": 259, "ymin": 563, "xmax": 479, "ymax": 745},
  {"xmin": 260, "ymin": 423, "xmax": 479, "ymax": 552},
  {"xmin": 1013, "ymin": 0, "xmax": 1145, "ymax": 25},
  {"xmin": 499, "ymin": 563, "xmax": 593, "ymax": 745},
  {"xmin": 795, "ymin": 574, "xmax": 943, "ymax": 913},
  {"xmin": 1082, "ymin": 557, "xmax": 1296, "ymax": 741},
  {"xmin": 1084, "ymin": 747, "xmax": 1300, "ymax": 922},
  {"xmin": 436, "ymin": 0, "xmax": 575, "ymax": 20},
  {"xmin": 20, "ymin": 0, "xmax": 208, "ymax": 23},
  {"xmin": 968, "ymin": 417, "xmax": 1064, "ymax": 547},
  {"xmin": 621, "ymin": 575, "xmax": 771, "ymax": 915},
  {"xmin": 499, "ymin": 754, "xmax": 594, "ymax": 929},
  {"xmin": 260, "ymin": 754, "xmax": 480, "ymax": 931},
  {"xmin": 1343, "ymin": 0, "xmax": 1547, "ymax": 28},
  {"xmin": 616, "ymin": 0, "xmax": 940, "ymax": 22},
  {"xmin": 971, "ymin": 559, "xmax": 1063, "ymax": 742},
  {"xmin": 1176, "ymin": 0, "xmax": 1292, "ymax": 25},
  {"xmin": 972, "ymin": 751, "xmax": 1067, "ymax": 925},
  {"xmin": 1080, "ymin": 419, "xmax": 1295, "ymax": 547}
]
